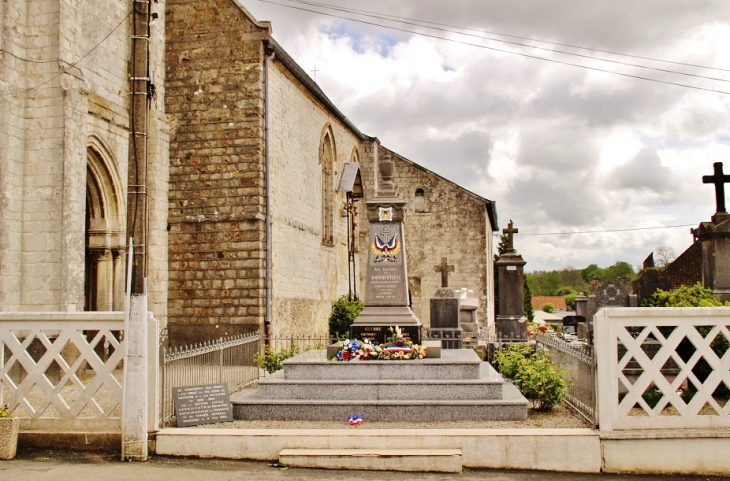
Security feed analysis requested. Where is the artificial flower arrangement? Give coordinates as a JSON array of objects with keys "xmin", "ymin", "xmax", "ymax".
[
  {"xmin": 332, "ymin": 326, "xmax": 426, "ymax": 361},
  {"xmin": 0, "ymin": 404, "xmax": 12, "ymax": 418}
]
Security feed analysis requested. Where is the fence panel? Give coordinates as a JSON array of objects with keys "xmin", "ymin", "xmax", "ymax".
[
  {"xmin": 0, "ymin": 312, "xmax": 125, "ymax": 432},
  {"xmin": 595, "ymin": 307, "xmax": 730, "ymax": 431},
  {"xmin": 161, "ymin": 331, "xmax": 259, "ymax": 427},
  {"xmin": 536, "ymin": 332, "xmax": 597, "ymax": 426}
]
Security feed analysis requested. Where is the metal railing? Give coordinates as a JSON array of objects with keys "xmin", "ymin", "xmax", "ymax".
[
  {"xmin": 160, "ymin": 331, "xmax": 260, "ymax": 427},
  {"xmin": 535, "ymin": 332, "xmax": 597, "ymax": 426}
]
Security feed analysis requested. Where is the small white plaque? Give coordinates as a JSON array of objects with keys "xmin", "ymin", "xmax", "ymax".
[{"xmin": 506, "ymin": 266, "xmax": 517, "ymax": 271}]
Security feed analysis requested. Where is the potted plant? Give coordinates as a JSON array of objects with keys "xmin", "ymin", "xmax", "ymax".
[{"xmin": 0, "ymin": 404, "xmax": 20, "ymax": 460}]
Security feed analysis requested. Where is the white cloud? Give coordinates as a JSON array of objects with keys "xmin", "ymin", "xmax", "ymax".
[{"xmin": 245, "ymin": 0, "xmax": 730, "ymax": 271}]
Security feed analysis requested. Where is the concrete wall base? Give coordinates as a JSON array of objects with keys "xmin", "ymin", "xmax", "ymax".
[
  {"xmin": 601, "ymin": 430, "xmax": 730, "ymax": 476},
  {"xmin": 155, "ymin": 427, "xmax": 601, "ymax": 473}
]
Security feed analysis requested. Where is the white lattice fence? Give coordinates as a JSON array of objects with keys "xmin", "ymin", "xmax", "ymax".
[
  {"xmin": 595, "ymin": 307, "xmax": 730, "ymax": 431},
  {"xmin": 0, "ymin": 312, "xmax": 125, "ymax": 431}
]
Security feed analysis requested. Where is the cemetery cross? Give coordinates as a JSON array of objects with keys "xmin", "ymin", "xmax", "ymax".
[
  {"xmin": 703, "ymin": 162, "xmax": 730, "ymax": 214},
  {"xmin": 434, "ymin": 257, "xmax": 454, "ymax": 288},
  {"xmin": 503, "ymin": 219, "xmax": 518, "ymax": 251}
]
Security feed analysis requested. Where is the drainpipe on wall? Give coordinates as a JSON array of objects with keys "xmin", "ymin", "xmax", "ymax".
[{"xmin": 264, "ymin": 46, "xmax": 275, "ymax": 346}]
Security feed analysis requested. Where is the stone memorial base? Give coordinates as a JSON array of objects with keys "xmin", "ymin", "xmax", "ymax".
[
  {"xmin": 349, "ymin": 306, "xmax": 422, "ymax": 344},
  {"xmin": 232, "ymin": 349, "xmax": 528, "ymax": 422},
  {"xmin": 427, "ymin": 327, "xmax": 463, "ymax": 349},
  {"xmin": 495, "ymin": 316, "xmax": 527, "ymax": 341}
]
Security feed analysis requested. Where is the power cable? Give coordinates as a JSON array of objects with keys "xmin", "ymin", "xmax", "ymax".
[
  {"xmin": 494, "ymin": 223, "xmax": 696, "ymax": 237},
  {"xmin": 282, "ymin": 0, "xmax": 730, "ymax": 84},
  {"xmin": 285, "ymin": 0, "xmax": 730, "ymax": 73},
  {"xmin": 256, "ymin": 0, "xmax": 730, "ymax": 95},
  {"xmin": 4, "ymin": 10, "xmax": 132, "ymax": 97}
]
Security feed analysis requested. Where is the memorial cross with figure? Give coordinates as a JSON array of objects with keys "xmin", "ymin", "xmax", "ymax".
[
  {"xmin": 703, "ymin": 162, "xmax": 730, "ymax": 214},
  {"xmin": 503, "ymin": 220, "xmax": 518, "ymax": 251},
  {"xmin": 434, "ymin": 257, "xmax": 454, "ymax": 288}
]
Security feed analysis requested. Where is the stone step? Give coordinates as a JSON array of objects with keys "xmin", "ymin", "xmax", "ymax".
[
  {"xmin": 231, "ymin": 382, "xmax": 528, "ymax": 422},
  {"xmin": 257, "ymin": 376, "xmax": 503, "ymax": 401},
  {"xmin": 279, "ymin": 448, "xmax": 462, "ymax": 473},
  {"xmin": 281, "ymin": 349, "xmax": 482, "ymax": 380}
]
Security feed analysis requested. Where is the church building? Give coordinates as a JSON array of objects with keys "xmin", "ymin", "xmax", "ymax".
[{"xmin": 0, "ymin": 0, "xmax": 498, "ymax": 346}]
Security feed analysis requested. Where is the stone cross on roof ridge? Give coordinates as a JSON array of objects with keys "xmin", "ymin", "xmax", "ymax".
[
  {"xmin": 434, "ymin": 257, "xmax": 454, "ymax": 288},
  {"xmin": 703, "ymin": 162, "xmax": 730, "ymax": 214},
  {"xmin": 503, "ymin": 219, "xmax": 518, "ymax": 252}
]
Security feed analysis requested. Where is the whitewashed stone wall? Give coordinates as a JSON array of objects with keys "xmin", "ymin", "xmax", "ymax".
[
  {"xmin": 0, "ymin": 0, "xmax": 169, "ymax": 319},
  {"xmin": 268, "ymin": 62, "xmax": 361, "ymax": 337}
]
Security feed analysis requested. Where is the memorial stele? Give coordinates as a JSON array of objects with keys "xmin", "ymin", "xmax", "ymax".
[{"xmin": 350, "ymin": 153, "xmax": 422, "ymax": 344}]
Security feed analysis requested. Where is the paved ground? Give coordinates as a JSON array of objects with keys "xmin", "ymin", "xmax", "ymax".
[{"xmin": 1, "ymin": 448, "xmax": 728, "ymax": 481}]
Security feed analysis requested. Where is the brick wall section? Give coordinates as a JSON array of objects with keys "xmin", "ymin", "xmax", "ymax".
[
  {"xmin": 359, "ymin": 145, "xmax": 493, "ymax": 328},
  {"xmin": 165, "ymin": 0, "xmax": 272, "ymax": 344},
  {"xmin": 665, "ymin": 241, "xmax": 702, "ymax": 288}
]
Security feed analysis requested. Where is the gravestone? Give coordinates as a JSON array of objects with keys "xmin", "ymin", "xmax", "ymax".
[
  {"xmin": 427, "ymin": 257, "xmax": 462, "ymax": 349},
  {"xmin": 350, "ymin": 153, "xmax": 422, "ymax": 344},
  {"xmin": 696, "ymin": 162, "xmax": 730, "ymax": 302},
  {"xmin": 583, "ymin": 277, "xmax": 637, "ymax": 343},
  {"xmin": 495, "ymin": 220, "xmax": 527, "ymax": 340}
]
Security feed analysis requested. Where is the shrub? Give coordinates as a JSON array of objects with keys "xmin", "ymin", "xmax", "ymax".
[
  {"xmin": 542, "ymin": 303, "xmax": 555, "ymax": 313},
  {"xmin": 254, "ymin": 345, "xmax": 300, "ymax": 374},
  {"xmin": 642, "ymin": 283, "xmax": 725, "ymax": 307},
  {"xmin": 492, "ymin": 343, "xmax": 534, "ymax": 379},
  {"xmin": 493, "ymin": 344, "xmax": 568, "ymax": 411},
  {"xmin": 328, "ymin": 295, "xmax": 364, "ymax": 336}
]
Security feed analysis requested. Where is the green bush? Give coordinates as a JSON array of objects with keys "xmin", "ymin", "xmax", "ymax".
[
  {"xmin": 642, "ymin": 283, "xmax": 725, "ymax": 307},
  {"xmin": 493, "ymin": 344, "xmax": 568, "ymax": 411},
  {"xmin": 541, "ymin": 303, "xmax": 555, "ymax": 313},
  {"xmin": 492, "ymin": 343, "xmax": 534, "ymax": 379},
  {"xmin": 254, "ymin": 345, "xmax": 300, "ymax": 374},
  {"xmin": 328, "ymin": 295, "xmax": 364, "ymax": 336}
]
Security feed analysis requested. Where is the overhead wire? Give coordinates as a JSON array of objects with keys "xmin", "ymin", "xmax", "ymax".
[
  {"xmin": 494, "ymin": 223, "xmax": 697, "ymax": 237},
  {"xmin": 4, "ymin": 9, "xmax": 132, "ymax": 97},
  {"xmin": 256, "ymin": 0, "xmax": 730, "ymax": 95},
  {"xmin": 286, "ymin": 0, "xmax": 730, "ymax": 73}
]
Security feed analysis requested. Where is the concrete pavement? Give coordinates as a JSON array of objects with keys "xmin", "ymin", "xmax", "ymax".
[{"xmin": 1, "ymin": 448, "xmax": 729, "ymax": 481}]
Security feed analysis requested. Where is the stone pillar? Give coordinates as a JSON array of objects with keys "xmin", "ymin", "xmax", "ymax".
[
  {"xmin": 495, "ymin": 250, "xmax": 527, "ymax": 340},
  {"xmin": 696, "ymin": 213, "xmax": 730, "ymax": 303},
  {"xmin": 95, "ymin": 250, "xmax": 114, "ymax": 311}
]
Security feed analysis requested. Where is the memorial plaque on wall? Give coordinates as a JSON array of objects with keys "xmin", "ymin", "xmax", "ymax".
[
  {"xmin": 173, "ymin": 383, "xmax": 233, "ymax": 427},
  {"xmin": 350, "ymin": 324, "xmax": 421, "ymax": 345}
]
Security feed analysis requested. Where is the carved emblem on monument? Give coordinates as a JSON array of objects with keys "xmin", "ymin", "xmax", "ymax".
[
  {"xmin": 378, "ymin": 206, "xmax": 394, "ymax": 221},
  {"xmin": 371, "ymin": 226, "xmax": 401, "ymax": 262}
]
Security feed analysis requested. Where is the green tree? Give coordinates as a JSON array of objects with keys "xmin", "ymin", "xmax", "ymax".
[
  {"xmin": 523, "ymin": 276, "xmax": 534, "ymax": 321},
  {"xmin": 581, "ymin": 264, "xmax": 603, "ymax": 283}
]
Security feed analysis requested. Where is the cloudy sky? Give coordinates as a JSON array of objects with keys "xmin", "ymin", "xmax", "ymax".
[{"xmin": 244, "ymin": 0, "xmax": 730, "ymax": 272}]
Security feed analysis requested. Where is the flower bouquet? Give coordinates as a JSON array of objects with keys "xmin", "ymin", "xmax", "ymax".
[
  {"xmin": 379, "ymin": 326, "xmax": 426, "ymax": 360},
  {"xmin": 334, "ymin": 339, "xmax": 381, "ymax": 361},
  {"xmin": 332, "ymin": 326, "xmax": 426, "ymax": 361}
]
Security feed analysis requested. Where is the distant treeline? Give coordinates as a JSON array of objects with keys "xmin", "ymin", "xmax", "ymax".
[{"xmin": 525, "ymin": 262, "xmax": 636, "ymax": 308}]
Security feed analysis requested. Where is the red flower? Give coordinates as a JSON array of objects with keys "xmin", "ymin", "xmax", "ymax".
[
  {"xmin": 343, "ymin": 351, "xmax": 350, "ymax": 360},
  {"xmin": 539, "ymin": 325, "xmax": 548, "ymax": 333},
  {"xmin": 396, "ymin": 340, "xmax": 404, "ymax": 347}
]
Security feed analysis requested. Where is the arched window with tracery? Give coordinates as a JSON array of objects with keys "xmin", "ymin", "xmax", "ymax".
[{"xmin": 320, "ymin": 127, "xmax": 336, "ymax": 246}]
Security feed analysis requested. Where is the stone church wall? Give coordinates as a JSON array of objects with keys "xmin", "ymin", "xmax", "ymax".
[
  {"xmin": 165, "ymin": 0, "xmax": 270, "ymax": 344},
  {"xmin": 267, "ymin": 61, "xmax": 360, "ymax": 337},
  {"xmin": 358, "ymin": 146, "xmax": 494, "ymax": 329},
  {"xmin": 0, "ymin": 1, "xmax": 168, "ymax": 316}
]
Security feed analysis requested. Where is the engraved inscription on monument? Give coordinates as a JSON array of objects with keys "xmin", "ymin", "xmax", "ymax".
[{"xmin": 173, "ymin": 383, "xmax": 233, "ymax": 427}]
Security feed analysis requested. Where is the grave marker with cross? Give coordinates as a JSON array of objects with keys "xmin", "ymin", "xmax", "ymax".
[
  {"xmin": 434, "ymin": 257, "xmax": 454, "ymax": 288},
  {"xmin": 703, "ymin": 162, "xmax": 730, "ymax": 214},
  {"xmin": 503, "ymin": 220, "xmax": 518, "ymax": 252}
]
